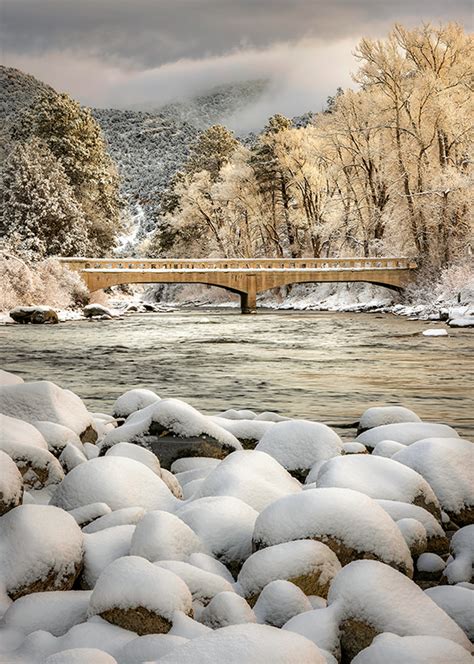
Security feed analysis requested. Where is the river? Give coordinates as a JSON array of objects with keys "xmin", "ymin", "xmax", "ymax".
[{"xmin": 1, "ymin": 310, "xmax": 473, "ymax": 439}]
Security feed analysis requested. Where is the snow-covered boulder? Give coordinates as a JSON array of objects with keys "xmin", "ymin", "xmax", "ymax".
[
  {"xmin": 314, "ymin": 455, "xmax": 440, "ymax": 518},
  {"xmin": 396, "ymin": 518, "xmax": 427, "ymax": 557},
  {"xmin": 82, "ymin": 506, "xmax": 145, "ymax": 534},
  {"xmin": 130, "ymin": 510, "xmax": 204, "ymax": 562},
  {"xmin": 50, "ymin": 457, "xmax": 177, "ymax": 512},
  {"xmin": 2, "ymin": 590, "xmax": 91, "ymax": 636},
  {"xmin": 422, "ymin": 328, "xmax": 448, "ymax": 336},
  {"xmin": 160, "ymin": 468, "xmax": 184, "ymax": 498},
  {"xmin": 449, "ymin": 317, "xmax": 474, "ymax": 327},
  {"xmin": 255, "ymin": 411, "xmax": 289, "ymax": 422},
  {"xmin": 253, "ymin": 488, "xmax": 414, "ymax": 577},
  {"xmin": 376, "ymin": 500, "xmax": 449, "ymax": 555},
  {"xmin": 157, "ymin": 623, "xmax": 325, "ymax": 663},
  {"xmin": 2, "ymin": 440, "xmax": 64, "ymax": 490},
  {"xmin": 253, "ymin": 579, "xmax": 313, "ymax": 628},
  {"xmin": 194, "ymin": 450, "xmax": 301, "ymax": 512},
  {"xmin": 115, "ymin": 634, "xmax": 188, "ymax": 663},
  {"xmin": 101, "ymin": 399, "xmax": 242, "ymax": 468},
  {"xmin": 0, "ymin": 450, "xmax": 23, "ymax": 515},
  {"xmin": 416, "ymin": 552, "xmax": 446, "ymax": 587},
  {"xmin": 0, "ymin": 413, "xmax": 48, "ymax": 449},
  {"xmin": 357, "ymin": 422, "xmax": 459, "ymax": 448},
  {"xmin": 372, "ymin": 440, "xmax": 406, "ymax": 457},
  {"xmin": 0, "ymin": 381, "xmax": 94, "ymax": 440},
  {"xmin": 282, "ymin": 605, "xmax": 340, "ymax": 658},
  {"xmin": 44, "ymin": 648, "xmax": 117, "ymax": 664},
  {"xmin": 67, "ymin": 503, "xmax": 112, "ymax": 528},
  {"xmin": 176, "ymin": 496, "xmax": 258, "ymax": 576},
  {"xmin": 342, "ymin": 442, "xmax": 368, "ymax": 455},
  {"xmin": 215, "ymin": 409, "xmax": 257, "ymax": 420},
  {"xmin": 256, "ymin": 420, "xmax": 342, "ymax": 480},
  {"xmin": 443, "ymin": 525, "xmax": 474, "ymax": 584},
  {"xmin": 60, "ymin": 444, "xmax": 88, "ymax": 473},
  {"xmin": 33, "ymin": 421, "xmax": 83, "ymax": 457},
  {"xmin": 187, "ymin": 552, "xmax": 235, "ymax": 584},
  {"xmin": 425, "ymin": 586, "xmax": 474, "ymax": 640},
  {"xmin": 393, "ymin": 438, "xmax": 474, "ymax": 526},
  {"xmin": 358, "ymin": 406, "xmax": 421, "ymax": 434},
  {"xmin": 238, "ymin": 540, "xmax": 341, "ymax": 604},
  {"xmin": 105, "ymin": 442, "xmax": 161, "ymax": 476},
  {"xmin": 210, "ymin": 418, "xmax": 273, "ymax": 449},
  {"xmin": 112, "ymin": 389, "xmax": 160, "ymax": 419},
  {"xmin": 0, "ymin": 369, "xmax": 24, "ymax": 385},
  {"xmin": 10, "ymin": 305, "xmax": 59, "ymax": 324},
  {"xmin": 326, "ymin": 560, "xmax": 471, "ymax": 660},
  {"xmin": 89, "ymin": 556, "xmax": 193, "ymax": 634},
  {"xmin": 170, "ymin": 457, "xmax": 221, "ymax": 474},
  {"xmin": 83, "ymin": 304, "xmax": 116, "ymax": 319},
  {"xmin": 155, "ymin": 560, "xmax": 234, "ymax": 605},
  {"xmin": 352, "ymin": 633, "xmax": 472, "ymax": 664},
  {"xmin": 81, "ymin": 525, "xmax": 135, "ymax": 588},
  {"xmin": 200, "ymin": 591, "xmax": 256, "ymax": 629},
  {"xmin": 0, "ymin": 504, "xmax": 84, "ymax": 599}
]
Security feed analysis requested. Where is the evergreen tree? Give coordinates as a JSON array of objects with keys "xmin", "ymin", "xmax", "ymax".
[{"xmin": 185, "ymin": 125, "xmax": 238, "ymax": 181}]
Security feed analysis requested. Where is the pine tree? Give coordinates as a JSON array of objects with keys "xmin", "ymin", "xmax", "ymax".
[
  {"xmin": 0, "ymin": 137, "xmax": 88, "ymax": 258},
  {"xmin": 185, "ymin": 125, "xmax": 238, "ymax": 181}
]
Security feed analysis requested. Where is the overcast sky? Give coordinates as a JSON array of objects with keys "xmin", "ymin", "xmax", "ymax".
[{"xmin": 1, "ymin": 0, "xmax": 472, "ymax": 130}]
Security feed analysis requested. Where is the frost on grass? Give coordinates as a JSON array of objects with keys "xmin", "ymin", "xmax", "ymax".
[{"xmin": 253, "ymin": 488, "xmax": 414, "ymax": 577}]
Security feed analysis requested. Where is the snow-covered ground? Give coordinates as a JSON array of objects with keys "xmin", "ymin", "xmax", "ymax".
[{"xmin": 0, "ymin": 372, "xmax": 472, "ymax": 662}]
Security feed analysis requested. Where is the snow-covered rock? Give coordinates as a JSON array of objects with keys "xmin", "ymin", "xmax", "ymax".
[
  {"xmin": 82, "ymin": 506, "xmax": 145, "ymax": 534},
  {"xmin": 187, "ymin": 552, "xmax": 235, "ymax": 584},
  {"xmin": 33, "ymin": 421, "xmax": 83, "ymax": 456},
  {"xmin": 417, "ymin": 552, "xmax": 446, "ymax": 575},
  {"xmin": 0, "ymin": 504, "xmax": 84, "ymax": 599},
  {"xmin": 81, "ymin": 525, "xmax": 135, "ymax": 588},
  {"xmin": 130, "ymin": 510, "xmax": 204, "ymax": 562},
  {"xmin": 0, "ymin": 451, "xmax": 23, "ymax": 515},
  {"xmin": 44, "ymin": 648, "xmax": 118, "ymax": 664},
  {"xmin": 238, "ymin": 540, "xmax": 341, "ymax": 604},
  {"xmin": 160, "ymin": 468, "xmax": 184, "ymax": 498},
  {"xmin": 313, "ymin": 455, "xmax": 440, "ymax": 517},
  {"xmin": 256, "ymin": 420, "xmax": 342, "ymax": 480},
  {"xmin": 200, "ymin": 591, "xmax": 256, "ymax": 629},
  {"xmin": 105, "ymin": 442, "xmax": 161, "ymax": 475},
  {"xmin": 209, "ymin": 418, "xmax": 273, "ymax": 448},
  {"xmin": 326, "ymin": 560, "xmax": 471, "ymax": 660},
  {"xmin": 448, "ymin": 317, "xmax": 474, "ymax": 327},
  {"xmin": 115, "ymin": 634, "xmax": 188, "ymax": 663},
  {"xmin": 158, "ymin": 623, "xmax": 325, "ymax": 663},
  {"xmin": 60, "ymin": 444, "xmax": 88, "ymax": 473},
  {"xmin": 0, "ymin": 370, "xmax": 23, "ymax": 385},
  {"xmin": 282, "ymin": 605, "xmax": 340, "ymax": 658},
  {"xmin": 253, "ymin": 579, "xmax": 313, "ymax": 628},
  {"xmin": 357, "ymin": 422, "xmax": 459, "ymax": 448},
  {"xmin": 0, "ymin": 382, "xmax": 93, "ymax": 439},
  {"xmin": 170, "ymin": 457, "xmax": 221, "ymax": 474},
  {"xmin": 393, "ymin": 437, "xmax": 474, "ymax": 525},
  {"xmin": 422, "ymin": 328, "xmax": 448, "ymax": 336},
  {"xmin": 341, "ymin": 442, "xmax": 367, "ymax": 455},
  {"xmin": 396, "ymin": 518, "xmax": 427, "ymax": 557},
  {"xmin": 358, "ymin": 406, "xmax": 421, "ymax": 434},
  {"xmin": 89, "ymin": 556, "xmax": 193, "ymax": 634},
  {"xmin": 425, "ymin": 585, "xmax": 474, "ymax": 639},
  {"xmin": 215, "ymin": 409, "xmax": 257, "ymax": 420},
  {"xmin": 10, "ymin": 306, "xmax": 59, "ymax": 325},
  {"xmin": 194, "ymin": 450, "xmax": 301, "ymax": 512},
  {"xmin": 112, "ymin": 389, "xmax": 161, "ymax": 420},
  {"xmin": 253, "ymin": 488, "xmax": 414, "ymax": 577},
  {"xmin": 67, "ymin": 503, "xmax": 112, "ymax": 528},
  {"xmin": 176, "ymin": 496, "xmax": 258, "ymax": 575},
  {"xmin": 83, "ymin": 304, "xmax": 116, "ymax": 319},
  {"xmin": 352, "ymin": 633, "xmax": 472, "ymax": 664},
  {"xmin": 372, "ymin": 440, "xmax": 406, "ymax": 457},
  {"xmin": 50, "ymin": 456, "xmax": 177, "ymax": 512},
  {"xmin": 443, "ymin": 525, "xmax": 474, "ymax": 584},
  {"xmin": 155, "ymin": 560, "xmax": 234, "ymax": 604},
  {"xmin": 0, "ymin": 413, "xmax": 48, "ymax": 449},
  {"xmin": 2, "ymin": 590, "xmax": 91, "ymax": 636},
  {"xmin": 376, "ymin": 500, "xmax": 448, "ymax": 554}
]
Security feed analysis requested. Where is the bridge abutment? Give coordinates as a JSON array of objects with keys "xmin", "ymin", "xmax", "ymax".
[{"xmin": 241, "ymin": 275, "xmax": 257, "ymax": 314}]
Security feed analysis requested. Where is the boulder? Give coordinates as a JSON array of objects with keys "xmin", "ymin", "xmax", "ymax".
[
  {"xmin": 112, "ymin": 389, "xmax": 160, "ymax": 419},
  {"xmin": 83, "ymin": 304, "xmax": 115, "ymax": 319},
  {"xmin": 200, "ymin": 591, "xmax": 256, "ymax": 629},
  {"xmin": 130, "ymin": 510, "xmax": 204, "ymax": 562},
  {"xmin": 9, "ymin": 306, "xmax": 58, "ymax": 324},
  {"xmin": 0, "ymin": 450, "xmax": 23, "ymax": 515},
  {"xmin": 253, "ymin": 580, "xmax": 313, "ymax": 628},
  {"xmin": 351, "ymin": 633, "xmax": 472, "ymax": 664},
  {"xmin": 358, "ymin": 406, "xmax": 421, "ymax": 435}
]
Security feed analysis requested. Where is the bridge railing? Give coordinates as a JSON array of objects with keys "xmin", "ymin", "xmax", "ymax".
[{"xmin": 60, "ymin": 257, "xmax": 417, "ymax": 272}]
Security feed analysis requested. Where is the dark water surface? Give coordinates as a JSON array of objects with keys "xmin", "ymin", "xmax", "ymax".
[{"xmin": 2, "ymin": 310, "xmax": 473, "ymax": 439}]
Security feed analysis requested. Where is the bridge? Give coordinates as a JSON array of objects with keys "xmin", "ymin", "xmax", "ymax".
[{"xmin": 60, "ymin": 257, "xmax": 417, "ymax": 314}]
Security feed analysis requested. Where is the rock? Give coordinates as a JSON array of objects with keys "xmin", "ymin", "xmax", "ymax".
[
  {"xmin": 448, "ymin": 317, "xmax": 474, "ymax": 327},
  {"xmin": 0, "ymin": 504, "xmax": 84, "ymax": 600},
  {"xmin": 115, "ymin": 635, "xmax": 188, "ymax": 663},
  {"xmin": 88, "ymin": 556, "xmax": 193, "ymax": 635},
  {"xmin": 0, "ymin": 370, "xmax": 24, "ymax": 385},
  {"xmin": 0, "ymin": 450, "xmax": 23, "ymax": 515},
  {"xmin": 443, "ymin": 525, "xmax": 474, "ymax": 585},
  {"xmin": 160, "ymin": 468, "xmax": 184, "ymax": 498},
  {"xmin": 238, "ymin": 540, "xmax": 341, "ymax": 605},
  {"xmin": 358, "ymin": 406, "xmax": 421, "ymax": 435},
  {"xmin": 81, "ymin": 525, "xmax": 136, "ymax": 589},
  {"xmin": 67, "ymin": 502, "xmax": 112, "ymax": 527},
  {"xmin": 253, "ymin": 580, "xmax": 313, "ymax": 628},
  {"xmin": 33, "ymin": 421, "xmax": 83, "ymax": 457},
  {"xmin": 44, "ymin": 649, "xmax": 118, "ymax": 664},
  {"xmin": 83, "ymin": 304, "xmax": 115, "ymax": 318},
  {"xmin": 105, "ymin": 441, "xmax": 161, "ymax": 476},
  {"xmin": 1, "ymin": 438, "xmax": 64, "ymax": 489},
  {"xmin": 112, "ymin": 389, "xmax": 161, "ymax": 419},
  {"xmin": 425, "ymin": 586, "xmax": 474, "ymax": 640},
  {"xmin": 351, "ymin": 633, "xmax": 472, "ymax": 664},
  {"xmin": 9, "ymin": 306, "xmax": 58, "ymax": 324},
  {"xmin": 82, "ymin": 506, "xmax": 145, "ymax": 534},
  {"xmin": 396, "ymin": 518, "xmax": 427, "ymax": 558},
  {"xmin": 129, "ymin": 510, "xmax": 204, "ymax": 562},
  {"xmin": 200, "ymin": 591, "xmax": 256, "ymax": 628},
  {"xmin": 376, "ymin": 500, "xmax": 449, "ymax": 555},
  {"xmin": 154, "ymin": 560, "xmax": 234, "ymax": 605},
  {"xmin": 416, "ymin": 552, "xmax": 446, "ymax": 588}
]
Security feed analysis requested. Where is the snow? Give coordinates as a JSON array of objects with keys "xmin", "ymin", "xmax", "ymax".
[
  {"xmin": 342, "ymin": 442, "xmax": 367, "ymax": 454},
  {"xmin": 175, "ymin": 466, "xmax": 214, "ymax": 487},
  {"xmin": 357, "ymin": 422, "xmax": 459, "ymax": 448},
  {"xmin": 0, "ymin": 413, "xmax": 48, "ymax": 449},
  {"xmin": 0, "ymin": 382, "xmax": 92, "ymax": 437},
  {"xmin": 82, "ymin": 507, "xmax": 145, "ymax": 534},
  {"xmin": 33, "ymin": 421, "xmax": 83, "ymax": 456},
  {"xmin": 158, "ymin": 623, "xmax": 326, "ymax": 663},
  {"xmin": 112, "ymin": 389, "xmax": 160, "ymax": 419},
  {"xmin": 393, "ymin": 437, "xmax": 473, "ymax": 516},
  {"xmin": 375, "ymin": 500, "xmax": 446, "ymax": 542},
  {"xmin": 351, "ymin": 633, "xmax": 472, "ymax": 664},
  {"xmin": 170, "ymin": 457, "xmax": 221, "ymax": 474},
  {"xmin": 253, "ymin": 488, "xmax": 414, "ymax": 576},
  {"xmin": 425, "ymin": 586, "xmax": 474, "ymax": 639},
  {"xmin": 194, "ymin": 450, "xmax": 301, "ymax": 512},
  {"xmin": 210, "ymin": 417, "xmax": 274, "ymax": 443},
  {"xmin": 176, "ymin": 496, "xmax": 258, "ymax": 568},
  {"xmin": 0, "ymin": 504, "xmax": 84, "ymax": 597},
  {"xmin": 314, "ymin": 455, "xmax": 440, "ymax": 514},
  {"xmin": 253, "ymin": 580, "xmax": 313, "ymax": 627},
  {"xmin": 115, "ymin": 634, "xmax": 188, "ymax": 663},
  {"xmin": 0, "ymin": 451, "xmax": 23, "ymax": 512},
  {"xmin": 44, "ymin": 648, "xmax": 118, "ymax": 664},
  {"xmin": 448, "ymin": 317, "xmax": 474, "ymax": 327},
  {"xmin": 327, "ymin": 560, "xmax": 471, "ymax": 650},
  {"xmin": 83, "ymin": 443, "xmax": 100, "ymax": 460},
  {"xmin": 129, "ymin": 510, "xmax": 204, "ymax": 562},
  {"xmin": 282, "ymin": 605, "xmax": 340, "ymax": 657},
  {"xmin": 443, "ymin": 525, "xmax": 474, "ymax": 584},
  {"xmin": 417, "ymin": 553, "xmax": 446, "ymax": 573},
  {"xmin": 396, "ymin": 518, "xmax": 427, "ymax": 554},
  {"xmin": 200, "ymin": 591, "xmax": 256, "ymax": 628},
  {"xmin": 50, "ymin": 456, "xmax": 177, "ymax": 512},
  {"xmin": 67, "ymin": 502, "xmax": 111, "ymax": 527},
  {"xmin": 372, "ymin": 440, "xmax": 406, "ymax": 457},
  {"xmin": 187, "ymin": 552, "xmax": 235, "ymax": 584},
  {"xmin": 2, "ymin": 590, "xmax": 91, "ymax": 636},
  {"xmin": 358, "ymin": 406, "xmax": 421, "ymax": 432},
  {"xmin": 215, "ymin": 409, "xmax": 257, "ymax": 420},
  {"xmin": 105, "ymin": 442, "xmax": 161, "ymax": 475},
  {"xmin": 88, "ymin": 555, "xmax": 193, "ymax": 620},
  {"xmin": 255, "ymin": 411, "xmax": 289, "ymax": 422},
  {"xmin": 154, "ymin": 560, "xmax": 234, "ymax": 603},
  {"xmin": 82, "ymin": 525, "xmax": 136, "ymax": 588},
  {"xmin": 256, "ymin": 420, "xmax": 342, "ymax": 472},
  {"xmin": 422, "ymin": 328, "xmax": 448, "ymax": 336},
  {"xmin": 168, "ymin": 611, "xmax": 211, "ymax": 639},
  {"xmin": 238, "ymin": 540, "xmax": 341, "ymax": 600},
  {"xmin": 60, "ymin": 443, "xmax": 88, "ymax": 472},
  {"xmin": 0, "ymin": 370, "xmax": 23, "ymax": 385}
]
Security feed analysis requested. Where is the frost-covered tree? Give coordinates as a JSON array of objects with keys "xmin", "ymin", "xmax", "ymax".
[
  {"xmin": 185, "ymin": 125, "xmax": 238, "ymax": 181},
  {"xmin": 0, "ymin": 137, "xmax": 88, "ymax": 258}
]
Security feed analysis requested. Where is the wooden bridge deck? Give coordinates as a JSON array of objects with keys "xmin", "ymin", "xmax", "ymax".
[{"xmin": 60, "ymin": 257, "xmax": 417, "ymax": 314}]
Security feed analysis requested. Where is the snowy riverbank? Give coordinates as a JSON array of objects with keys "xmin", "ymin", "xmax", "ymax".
[{"xmin": 0, "ymin": 371, "xmax": 473, "ymax": 663}]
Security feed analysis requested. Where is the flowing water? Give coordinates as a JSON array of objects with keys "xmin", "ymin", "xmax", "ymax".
[{"xmin": 1, "ymin": 310, "xmax": 473, "ymax": 439}]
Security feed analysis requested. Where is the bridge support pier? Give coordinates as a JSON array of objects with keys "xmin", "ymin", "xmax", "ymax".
[{"xmin": 241, "ymin": 275, "xmax": 257, "ymax": 314}]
